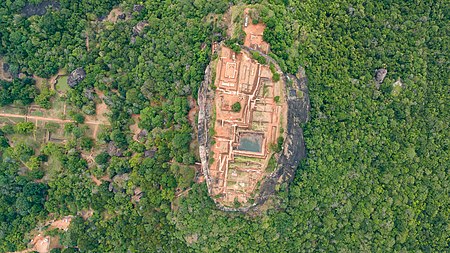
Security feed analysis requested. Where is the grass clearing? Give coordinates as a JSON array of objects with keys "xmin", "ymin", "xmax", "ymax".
[
  {"xmin": 0, "ymin": 116, "xmax": 24, "ymax": 125},
  {"xmin": 234, "ymin": 155, "xmax": 262, "ymax": 163},
  {"xmin": 56, "ymin": 76, "xmax": 69, "ymax": 93},
  {"xmin": 0, "ymin": 104, "xmax": 28, "ymax": 115},
  {"xmin": 265, "ymin": 154, "xmax": 277, "ymax": 173},
  {"xmin": 229, "ymin": 162, "xmax": 261, "ymax": 170}
]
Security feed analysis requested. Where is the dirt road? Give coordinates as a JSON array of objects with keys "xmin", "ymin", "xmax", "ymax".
[{"xmin": 0, "ymin": 113, "xmax": 108, "ymax": 125}]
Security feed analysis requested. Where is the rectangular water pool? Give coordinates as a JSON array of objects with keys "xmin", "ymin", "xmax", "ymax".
[{"xmin": 237, "ymin": 133, "xmax": 263, "ymax": 153}]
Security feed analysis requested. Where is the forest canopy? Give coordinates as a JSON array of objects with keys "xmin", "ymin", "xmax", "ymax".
[{"xmin": 0, "ymin": 0, "xmax": 448, "ymax": 252}]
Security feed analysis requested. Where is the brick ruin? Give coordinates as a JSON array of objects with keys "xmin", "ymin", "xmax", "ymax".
[
  {"xmin": 243, "ymin": 9, "xmax": 270, "ymax": 54},
  {"xmin": 208, "ymin": 39, "xmax": 287, "ymax": 206},
  {"xmin": 198, "ymin": 7, "xmax": 309, "ymax": 210}
]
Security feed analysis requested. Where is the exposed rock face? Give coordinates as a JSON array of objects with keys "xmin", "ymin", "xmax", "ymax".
[
  {"xmin": 133, "ymin": 21, "xmax": 149, "ymax": 35},
  {"xmin": 107, "ymin": 142, "xmax": 123, "ymax": 157},
  {"xmin": 252, "ymin": 69, "xmax": 310, "ymax": 211},
  {"xmin": 144, "ymin": 149, "xmax": 156, "ymax": 158},
  {"xmin": 1, "ymin": 62, "xmax": 13, "ymax": 80},
  {"xmin": 133, "ymin": 5, "xmax": 144, "ymax": 12},
  {"xmin": 393, "ymin": 79, "xmax": 404, "ymax": 87},
  {"xmin": 84, "ymin": 89, "xmax": 95, "ymax": 100},
  {"xmin": 67, "ymin": 68, "xmax": 86, "ymax": 88},
  {"xmin": 21, "ymin": 1, "xmax": 60, "ymax": 17},
  {"xmin": 348, "ymin": 6, "xmax": 355, "ymax": 16},
  {"xmin": 138, "ymin": 129, "xmax": 148, "ymax": 139},
  {"xmin": 375, "ymin": 68, "xmax": 387, "ymax": 84},
  {"xmin": 2, "ymin": 63, "xmax": 9, "ymax": 72},
  {"xmin": 109, "ymin": 173, "xmax": 130, "ymax": 194},
  {"xmin": 197, "ymin": 63, "xmax": 214, "ymax": 196}
]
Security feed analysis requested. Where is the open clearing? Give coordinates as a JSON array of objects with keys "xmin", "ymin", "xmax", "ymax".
[
  {"xmin": 106, "ymin": 7, "xmax": 124, "ymax": 23},
  {"xmin": 7, "ymin": 217, "xmax": 72, "ymax": 253},
  {"xmin": 0, "ymin": 72, "xmax": 110, "ymax": 143},
  {"xmin": 130, "ymin": 114, "xmax": 141, "ymax": 141},
  {"xmin": 0, "ymin": 64, "xmax": 113, "ymax": 144},
  {"xmin": 55, "ymin": 76, "xmax": 69, "ymax": 93}
]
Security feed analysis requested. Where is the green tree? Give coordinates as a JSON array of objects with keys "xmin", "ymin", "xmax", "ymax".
[
  {"xmin": 14, "ymin": 122, "xmax": 35, "ymax": 134},
  {"xmin": 231, "ymin": 102, "xmax": 241, "ymax": 112}
]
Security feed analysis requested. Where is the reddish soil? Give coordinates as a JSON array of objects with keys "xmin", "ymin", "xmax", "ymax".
[
  {"xmin": 50, "ymin": 217, "xmax": 72, "ymax": 231},
  {"xmin": 0, "ymin": 113, "xmax": 105, "ymax": 125},
  {"xmin": 131, "ymin": 187, "xmax": 142, "ymax": 203},
  {"xmin": 91, "ymin": 175, "xmax": 102, "ymax": 186},
  {"xmin": 105, "ymin": 8, "xmax": 124, "ymax": 23},
  {"xmin": 80, "ymin": 209, "xmax": 94, "ymax": 220},
  {"xmin": 243, "ymin": 8, "xmax": 269, "ymax": 54},
  {"xmin": 91, "ymin": 174, "xmax": 112, "ymax": 186},
  {"xmin": 32, "ymin": 234, "xmax": 50, "ymax": 253},
  {"xmin": 85, "ymin": 94, "xmax": 110, "ymax": 126},
  {"xmin": 92, "ymin": 124, "xmax": 99, "ymax": 139},
  {"xmin": 208, "ymin": 19, "xmax": 286, "ymax": 206},
  {"xmin": 8, "ymin": 217, "xmax": 72, "ymax": 253},
  {"xmin": 130, "ymin": 114, "xmax": 141, "ymax": 141},
  {"xmin": 86, "ymin": 32, "xmax": 90, "ymax": 52}
]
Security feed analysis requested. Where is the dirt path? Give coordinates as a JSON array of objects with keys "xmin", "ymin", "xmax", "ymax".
[
  {"xmin": 92, "ymin": 124, "xmax": 99, "ymax": 139},
  {"xmin": 84, "ymin": 89, "xmax": 110, "ymax": 125},
  {"xmin": 85, "ymin": 32, "xmax": 90, "ymax": 52},
  {"xmin": 130, "ymin": 114, "xmax": 141, "ymax": 141},
  {"xmin": 175, "ymin": 187, "xmax": 192, "ymax": 198},
  {"xmin": 91, "ymin": 175, "xmax": 102, "ymax": 186},
  {"xmin": 0, "ymin": 113, "xmax": 109, "ymax": 125}
]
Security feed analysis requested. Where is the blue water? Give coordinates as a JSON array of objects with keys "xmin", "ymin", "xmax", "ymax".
[{"xmin": 238, "ymin": 135, "xmax": 262, "ymax": 153}]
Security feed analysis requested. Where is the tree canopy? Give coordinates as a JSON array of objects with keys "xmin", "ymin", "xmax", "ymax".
[{"xmin": 0, "ymin": 0, "xmax": 448, "ymax": 252}]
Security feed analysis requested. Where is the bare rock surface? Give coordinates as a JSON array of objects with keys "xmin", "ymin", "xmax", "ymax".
[
  {"xmin": 133, "ymin": 5, "xmax": 144, "ymax": 13},
  {"xmin": 133, "ymin": 21, "xmax": 149, "ymax": 35},
  {"xmin": 107, "ymin": 142, "xmax": 123, "ymax": 157},
  {"xmin": 22, "ymin": 1, "xmax": 60, "ymax": 17},
  {"xmin": 68, "ymin": 67, "xmax": 86, "ymax": 88},
  {"xmin": 375, "ymin": 68, "xmax": 387, "ymax": 84}
]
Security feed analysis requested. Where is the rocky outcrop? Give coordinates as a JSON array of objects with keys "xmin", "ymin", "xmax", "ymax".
[
  {"xmin": 144, "ymin": 149, "xmax": 156, "ymax": 158},
  {"xmin": 21, "ymin": 1, "xmax": 60, "ymax": 17},
  {"xmin": 253, "ymin": 69, "xmax": 310, "ymax": 207},
  {"xmin": 107, "ymin": 142, "xmax": 123, "ymax": 157},
  {"xmin": 133, "ymin": 5, "xmax": 144, "ymax": 13},
  {"xmin": 67, "ymin": 67, "xmax": 86, "ymax": 88},
  {"xmin": 197, "ymin": 63, "xmax": 214, "ymax": 197},
  {"xmin": 375, "ymin": 68, "xmax": 387, "ymax": 84},
  {"xmin": 132, "ymin": 21, "xmax": 149, "ymax": 35},
  {"xmin": 198, "ymin": 44, "xmax": 310, "ymax": 212}
]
